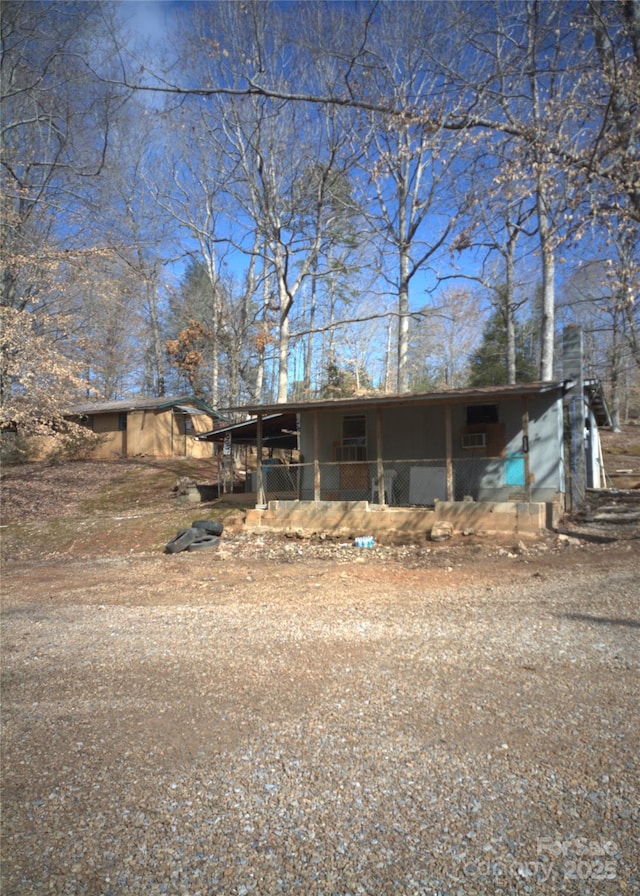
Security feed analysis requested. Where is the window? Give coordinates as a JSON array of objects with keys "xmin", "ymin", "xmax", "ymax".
[
  {"xmin": 343, "ymin": 415, "xmax": 366, "ymax": 445},
  {"xmin": 462, "ymin": 402, "xmax": 505, "ymax": 457},
  {"xmin": 335, "ymin": 415, "xmax": 366, "ymax": 461},
  {"xmin": 118, "ymin": 413, "xmax": 127, "ymax": 431},
  {"xmin": 466, "ymin": 404, "xmax": 499, "ymax": 425}
]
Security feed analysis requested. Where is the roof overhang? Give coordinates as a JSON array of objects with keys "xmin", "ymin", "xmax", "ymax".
[
  {"xmin": 173, "ymin": 404, "xmax": 207, "ymax": 415},
  {"xmin": 218, "ymin": 382, "xmax": 566, "ymax": 418},
  {"xmin": 66, "ymin": 395, "xmax": 221, "ymax": 418},
  {"xmin": 197, "ymin": 412, "xmax": 299, "ymax": 448}
]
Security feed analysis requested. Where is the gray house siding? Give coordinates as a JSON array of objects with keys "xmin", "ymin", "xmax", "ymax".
[{"xmin": 298, "ymin": 391, "xmax": 565, "ymax": 505}]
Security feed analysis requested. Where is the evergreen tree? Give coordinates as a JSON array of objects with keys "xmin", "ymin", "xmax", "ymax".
[
  {"xmin": 319, "ymin": 361, "xmax": 374, "ymax": 398},
  {"xmin": 468, "ymin": 312, "xmax": 537, "ymax": 387}
]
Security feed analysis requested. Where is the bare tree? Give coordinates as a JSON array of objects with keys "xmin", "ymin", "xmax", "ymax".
[
  {"xmin": 458, "ymin": 2, "xmax": 581, "ymax": 379},
  {"xmin": 560, "ymin": 225, "xmax": 640, "ymax": 429},
  {"xmin": 1, "ymin": 1, "xmax": 126, "ymax": 312},
  {"xmin": 585, "ymin": 0, "xmax": 640, "ymax": 223},
  {"xmin": 73, "ymin": 258, "xmax": 145, "ymax": 399},
  {"xmin": 0, "ymin": 1, "xmax": 134, "ymax": 445},
  {"xmin": 449, "ymin": 132, "xmax": 537, "ymax": 383},
  {"xmin": 350, "ymin": 2, "xmax": 465, "ymax": 392},
  {"xmin": 98, "ymin": 0, "xmax": 638, "ymax": 223},
  {"xmin": 157, "ymin": 117, "xmax": 228, "ymax": 405},
  {"xmin": 219, "ymin": 57, "xmax": 347, "ymax": 398},
  {"xmin": 408, "ymin": 288, "xmax": 484, "ymax": 391},
  {"xmin": 78, "ymin": 97, "xmax": 176, "ymax": 397},
  {"xmin": 7, "ymin": 0, "xmax": 636, "ymax": 412}
]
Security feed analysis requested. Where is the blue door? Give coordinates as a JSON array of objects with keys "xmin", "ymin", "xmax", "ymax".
[{"xmin": 506, "ymin": 453, "xmax": 526, "ymax": 487}]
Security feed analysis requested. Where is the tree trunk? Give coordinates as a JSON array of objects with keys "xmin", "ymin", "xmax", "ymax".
[
  {"xmin": 303, "ymin": 275, "xmax": 317, "ymax": 397},
  {"xmin": 537, "ymin": 191, "xmax": 556, "ymax": 380},
  {"xmin": 276, "ymin": 257, "xmax": 293, "ymax": 401},
  {"xmin": 202, "ymin": 254, "xmax": 219, "ymax": 407},
  {"xmin": 504, "ymin": 232, "xmax": 517, "ymax": 384},
  {"xmin": 145, "ymin": 280, "xmax": 165, "ymax": 396},
  {"xmin": 397, "ymin": 247, "xmax": 411, "ymax": 392},
  {"xmin": 384, "ymin": 314, "xmax": 394, "ymax": 392},
  {"xmin": 277, "ymin": 310, "xmax": 290, "ymax": 403},
  {"xmin": 253, "ymin": 247, "xmax": 270, "ymax": 403}
]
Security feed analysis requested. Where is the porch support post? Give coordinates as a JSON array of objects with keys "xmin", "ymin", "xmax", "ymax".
[
  {"xmin": 522, "ymin": 397, "xmax": 531, "ymax": 502},
  {"xmin": 445, "ymin": 405, "xmax": 454, "ymax": 501},
  {"xmin": 255, "ymin": 413, "xmax": 265, "ymax": 507},
  {"xmin": 313, "ymin": 410, "xmax": 321, "ymax": 501},
  {"xmin": 376, "ymin": 406, "xmax": 385, "ymax": 504}
]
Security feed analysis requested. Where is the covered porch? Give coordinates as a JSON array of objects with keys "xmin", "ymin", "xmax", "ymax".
[
  {"xmin": 208, "ymin": 383, "xmax": 568, "ymax": 508},
  {"xmin": 199, "ymin": 383, "xmax": 573, "ymax": 538}
]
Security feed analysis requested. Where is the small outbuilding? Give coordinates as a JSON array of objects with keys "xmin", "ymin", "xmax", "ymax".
[{"xmin": 67, "ymin": 396, "xmax": 222, "ymax": 459}]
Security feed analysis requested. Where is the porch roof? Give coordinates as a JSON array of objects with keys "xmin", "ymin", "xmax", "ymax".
[
  {"xmin": 219, "ymin": 381, "xmax": 568, "ymax": 417},
  {"xmin": 197, "ymin": 413, "xmax": 299, "ymax": 448}
]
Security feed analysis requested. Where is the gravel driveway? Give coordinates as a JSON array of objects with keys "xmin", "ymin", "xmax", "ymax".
[{"xmin": 1, "ymin": 536, "xmax": 638, "ymax": 896}]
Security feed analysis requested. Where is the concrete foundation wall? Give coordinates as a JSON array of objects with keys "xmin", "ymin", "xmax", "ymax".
[
  {"xmin": 433, "ymin": 501, "xmax": 546, "ymax": 537},
  {"xmin": 245, "ymin": 498, "xmax": 550, "ymax": 540},
  {"xmin": 245, "ymin": 500, "xmax": 436, "ymax": 541}
]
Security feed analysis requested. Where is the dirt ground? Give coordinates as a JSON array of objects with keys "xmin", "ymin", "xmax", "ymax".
[{"xmin": 1, "ymin": 455, "xmax": 639, "ymax": 895}]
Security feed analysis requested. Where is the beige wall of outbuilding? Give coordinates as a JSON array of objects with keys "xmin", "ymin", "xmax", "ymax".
[
  {"xmin": 82, "ymin": 408, "xmax": 214, "ymax": 459},
  {"xmin": 86, "ymin": 412, "xmax": 125, "ymax": 458}
]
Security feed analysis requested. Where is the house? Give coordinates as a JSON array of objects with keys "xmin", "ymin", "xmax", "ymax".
[
  {"xmin": 67, "ymin": 396, "xmax": 223, "ymax": 459},
  {"xmin": 204, "ymin": 328, "xmax": 610, "ymax": 538}
]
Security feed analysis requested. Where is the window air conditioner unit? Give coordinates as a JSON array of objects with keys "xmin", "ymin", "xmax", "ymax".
[{"xmin": 462, "ymin": 431, "xmax": 486, "ymax": 449}]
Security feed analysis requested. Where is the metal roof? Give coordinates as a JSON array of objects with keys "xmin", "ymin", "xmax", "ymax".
[
  {"xmin": 218, "ymin": 381, "xmax": 568, "ymax": 417},
  {"xmin": 67, "ymin": 395, "xmax": 220, "ymax": 417},
  {"xmin": 197, "ymin": 413, "xmax": 299, "ymax": 448}
]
